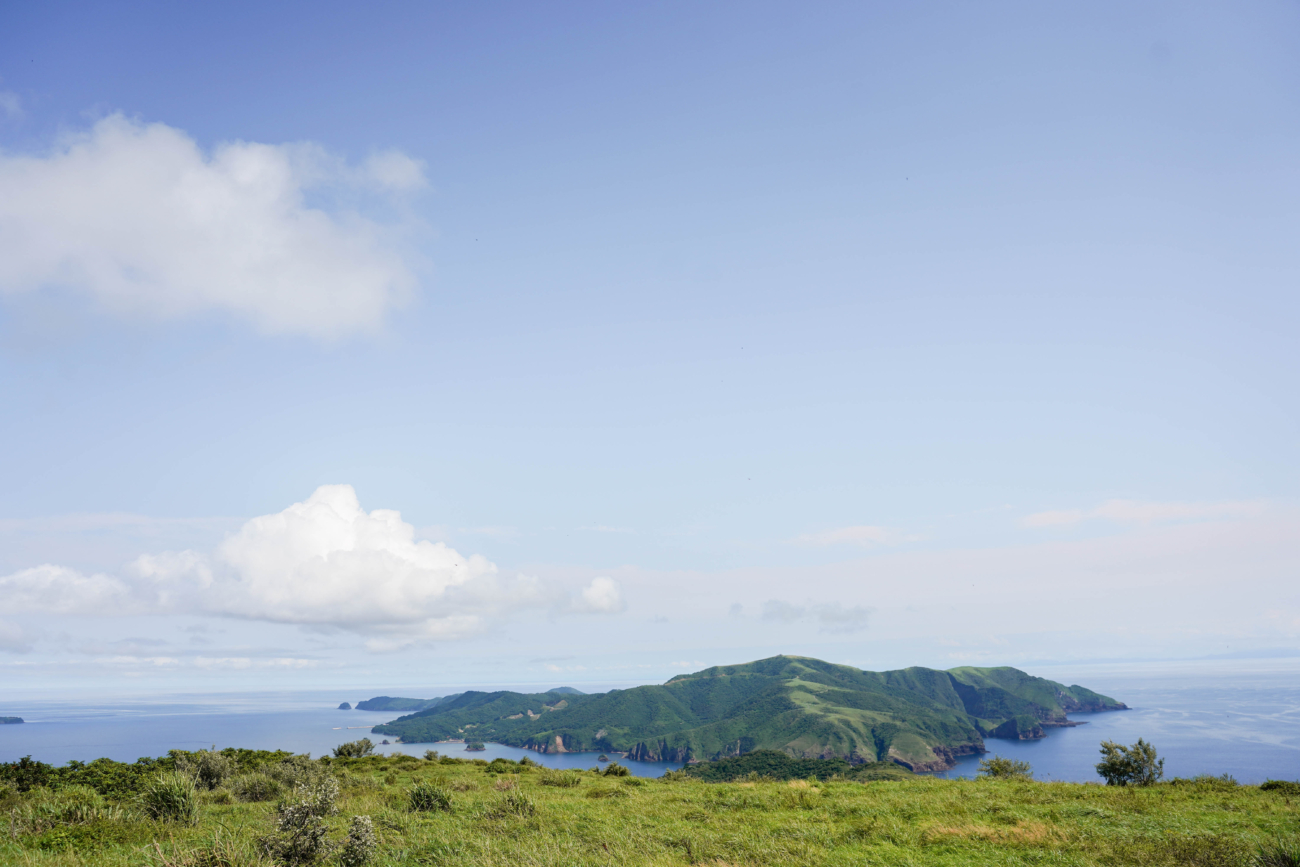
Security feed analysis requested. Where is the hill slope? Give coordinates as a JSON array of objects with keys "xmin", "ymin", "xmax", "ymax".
[{"xmin": 371, "ymin": 655, "xmax": 1125, "ymax": 771}]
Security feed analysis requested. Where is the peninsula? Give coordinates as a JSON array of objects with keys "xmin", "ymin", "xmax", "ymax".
[{"xmin": 370, "ymin": 655, "xmax": 1125, "ymax": 771}]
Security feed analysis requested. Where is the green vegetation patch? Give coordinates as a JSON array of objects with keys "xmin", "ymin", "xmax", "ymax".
[
  {"xmin": 681, "ymin": 749, "xmax": 915, "ymax": 782},
  {"xmin": 3, "ymin": 749, "xmax": 1296, "ymax": 867}
]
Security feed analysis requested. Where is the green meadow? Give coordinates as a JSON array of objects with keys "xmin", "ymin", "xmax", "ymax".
[{"xmin": 2, "ymin": 749, "xmax": 1298, "ymax": 867}]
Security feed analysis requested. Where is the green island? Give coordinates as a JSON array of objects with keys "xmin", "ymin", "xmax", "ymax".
[
  {"xmin": 0, "ymin": 717, "xmax": 23, "ymax": 725},
  {"xmin": 370, "ymin": 655, "xmax": 1126, "ymax": 770},
  {"xmin": 2, "ymin": 746, "xmax": 1298, "ymax": 866}
]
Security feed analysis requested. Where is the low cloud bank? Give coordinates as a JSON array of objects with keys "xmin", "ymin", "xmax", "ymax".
[{"xmin": 0, "ymin": 485, "xmax": 622, "ymax": 643}]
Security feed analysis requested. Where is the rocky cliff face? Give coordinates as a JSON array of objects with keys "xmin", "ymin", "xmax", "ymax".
[
  {"xmin": 627, "ymin": 740, "xmax": 693, "ymax": 762},
  {"xmin": 887, "ymin": 742, "xmax": 983, "ymax": 773}
]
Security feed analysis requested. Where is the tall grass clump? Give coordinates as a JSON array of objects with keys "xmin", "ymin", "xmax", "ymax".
[
  {"xmin": 484, "ymin": 790, "xmax": 536, "ymax": 819},
  {"xmin": 9, "ymin": 785, "xmax": 126, "ymax": 834},
  {"xmin": 1257, "ymin": 837, "xmax": 1300, "ymax": 867},
  {"xmin": 407, "ymin": 779, "xmax": 452, "ymax": 812},
  {"xmin": 149, "ymin": 828, "xmax": 273, "ymax": 867},
  {"xmin": 538, "ymin": 769, "xmax": 581, "ymax": 788},
  {"xmin": 141, "ymin": 772, "xmax": 200, "ymax": 824},
  {"xmin": 601, "ymin": 762, "xmax": 630, "ymax": 778}
]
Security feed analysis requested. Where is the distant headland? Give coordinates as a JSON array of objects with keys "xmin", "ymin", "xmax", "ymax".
[
  {"xmin": 0, "ymin": 717, "xmax": 22, "ymax": 725},
  {"xmin": 365, "ymin": 655, "xmax": 1125, "ymax": 771}
]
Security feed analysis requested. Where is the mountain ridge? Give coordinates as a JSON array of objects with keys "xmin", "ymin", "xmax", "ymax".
[{"xmin": 370, "ymin": 655, "xmax": 1125, "ymax": 771}]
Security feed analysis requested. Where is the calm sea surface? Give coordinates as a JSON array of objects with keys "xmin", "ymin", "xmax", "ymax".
[{"xmin": 2, "ymin": 662, "xmax": 1296, "ymax": 783}]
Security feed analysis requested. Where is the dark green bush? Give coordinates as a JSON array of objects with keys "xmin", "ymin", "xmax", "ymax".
[
  {"xmin": 1096, "ymin": 738, "xmax": 1164, "ymax": 786},
  {"xmin": 1261, "ymin": 780, "xmax": 1300, "ymax": 797},
  {"xmin": 333, "ymin": 739, "xmax": 375, "ymax": 759},
  {"xmin": 230, "ymin": 771, "xmax": 283, "ymax": 803},
  {"xmin": 176, "ymin": 749, "xmax": 236, "ymax": 791},
  {"xmin": 977, "ymin": 756, "xmax": 1033, "ymax": 780},
  {"xmin": 601, "ymin": 762, "xmax": 631, "ymax": 778}
]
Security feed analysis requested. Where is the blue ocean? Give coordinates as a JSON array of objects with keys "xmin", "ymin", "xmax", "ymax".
[{"xmin": 2, "ymin": 662, "xmax": 1297, "ymax": 783}]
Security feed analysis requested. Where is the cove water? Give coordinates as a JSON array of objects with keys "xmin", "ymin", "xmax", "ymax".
[{"xmin": 2, "ymin": 661, "xmax": 1297, "ymax": 783}]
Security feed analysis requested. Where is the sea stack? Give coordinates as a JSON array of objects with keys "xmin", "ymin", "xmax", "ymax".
[{"xmin": 338, "ymin": 702, "xmax": 352, "ymax": 710}]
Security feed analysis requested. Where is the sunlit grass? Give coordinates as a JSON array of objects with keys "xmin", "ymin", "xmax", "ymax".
[{"xmin": 2, "ymin": 753, "xmax": 1297, "ymax": 866}]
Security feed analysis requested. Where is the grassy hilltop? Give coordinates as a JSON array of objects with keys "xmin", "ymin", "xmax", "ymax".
[
  {"xmin": 2, "ymin": 749, "xmax": 1297, "ymax": 866},
  {"xmin": 372, "ymin": 655, "xmax": 1125, "ymax": 770}
]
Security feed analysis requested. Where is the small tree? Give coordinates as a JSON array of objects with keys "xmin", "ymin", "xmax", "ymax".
[
  {"xmin": 1096, "ymin": 738, "xmax": 1164, "ymax": 786},
  {"xmin": 977, "ymin": 755, "xmax": 1033, "ymax": 780},
  {"xmin": 333, "ymin": 738, "xmax": 375, "ymax": 759}
]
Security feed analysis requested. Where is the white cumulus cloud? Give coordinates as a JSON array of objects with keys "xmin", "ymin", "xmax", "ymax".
[
  {"xmin": 0, "ymin": 485, "xmax": 622, "ymax": 644},
  {"xmin": 0, "ymin": 115, "xmax": 424, "ymax": 337},
  {"xmin": 572, "ymin": 576, "xmax": 626, "ymax": 614}
]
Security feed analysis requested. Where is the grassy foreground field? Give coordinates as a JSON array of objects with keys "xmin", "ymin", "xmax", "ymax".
[{"xmin": 2, "ymin": 751, "xmax": 1298, "ymax": 867}]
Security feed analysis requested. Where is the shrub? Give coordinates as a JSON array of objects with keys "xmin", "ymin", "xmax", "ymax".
[
  {"xmin": 1261, "ymin": 780, "xmax": 1300, "ymax": 797},
  {"xmin": 1096, "ymin": 738, "xmax": 1164, "ymax": 786},
  {"xmin": 518, "ymin": 756, "xmax": 537, "ymax": 769},
  {"xmin": 484, "ymin": 790, "xmax": 537, "ymax": 819},
  {"xmin": 262, "ymin": 777, "xmax": 340, "ymax": 865},
  {"xmin": 382, "ymin": 772, "xmax": 397, "ymax": 786},
  {"xmin": 263, "ymin": 756, "xmax": 328, "ymax": 790},
  {"xmin": 485, "ymin": 758, "xmax": 517, "ymax": 774},
  {"xmin": 408, "ymin": 779, "xmax": 452, "ymax": 812},
  {"xmin": 338, "ymin": 815, "xmax": 377, "ymax": 867},
  {"xmin": 538, "ymin": 769, "xmax": 581, "ymax": 788},
  {"xmin": 230, "ymin": 772, "xmax": 283, "ymax": 803},
  {"xmin": 977, "ymin": 756, "xmax": 1033, "ymax": 780},
  {"xmin": 0, "ymin": 755, "xmax": 54, "ymax": 792},
  {"xmin": 140, "ymin": 772, "xmax": 200, "ymax": 824},
  {"xmin": 423, "ymin": 750, "xmax": 440, "ymax": 761},
  {"xmin": 176, "ymin": 749, "xmax": 236, "ymax": 791},
  {"xmin": 659, "ymin": 769, "xmax": 689, "ymax": 782},
  {"xmin": 602, "ymin": 762, "xmax": 631, "ymax": 778},
  {"xmin": 333, "ymin": 739, "xmax": 375, "ymax": 759}
]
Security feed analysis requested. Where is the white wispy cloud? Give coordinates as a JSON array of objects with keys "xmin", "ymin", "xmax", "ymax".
[
  {"xmin": 1022, "ymin": 499, "xmax": 1265, "ymax": 528},
  {"xmin": 0, "ymin": 90, "xmax": 20, "ymax": 120},
  {"xmin": 761, "ymin": 600, "xmax": 873, "ymax": 633},
  {"xmin": 792, "ymin": 525, "xmax": 916, "ymax": 547},
  {"xmin": 0, "ymin": 485, "xmax": 626, "ymax": 646},
  {"xmin": 0, "ymin": 619, "xmax": 34, "ymax": 653},
  {"xmin": 0, "ymin": 115, "xmax": 424, "ymax": 337}
]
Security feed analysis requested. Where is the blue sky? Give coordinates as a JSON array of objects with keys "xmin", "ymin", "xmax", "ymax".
[{"xmin": 0, "ymin": 1, "xmax": 1297, "ymax": 694}]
